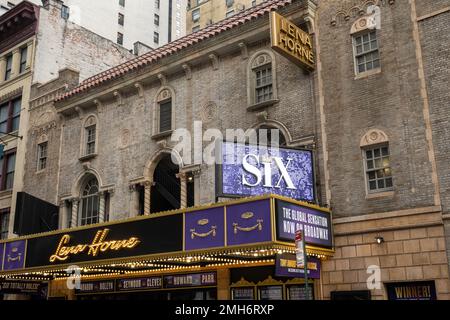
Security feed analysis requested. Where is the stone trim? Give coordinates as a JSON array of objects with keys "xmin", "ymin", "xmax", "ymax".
[{"xmin": 334, "ymin": 206, "xmax": 441, "ymax": 225}]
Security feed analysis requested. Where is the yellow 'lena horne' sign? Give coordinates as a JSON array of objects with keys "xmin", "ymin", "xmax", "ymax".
[
  {"xmin": 49, "ymin": 228, "xmax": 140, "ymax": 262},
  {"xmin": 270, "ymin": 11, "xmax": 315, "ymax": 70}
]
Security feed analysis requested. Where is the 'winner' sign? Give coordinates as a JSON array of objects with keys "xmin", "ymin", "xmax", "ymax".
[{"xmin": 270, "ymin": 11, "xmax": 315, "ymax": 71}]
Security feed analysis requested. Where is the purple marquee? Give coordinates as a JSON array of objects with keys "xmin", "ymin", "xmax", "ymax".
[
  {"xmin": 3, "ymin": 240, "xmax": 26, "ymax": 271},
  {"xmin": 184, "ymin": 207, "xmax": 225, "ymax": 251},
  {"xmin": 0, "ymin": 243, "xmax": 4, "ymax": 270},
  {"xmin": 226, "ymin": 199, "xmax": 272, "ymax": 246}
]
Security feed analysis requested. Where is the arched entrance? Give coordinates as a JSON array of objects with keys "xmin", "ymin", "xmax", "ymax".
[{"xmin": 150, "ymin": 154, "xmax": 181, "ymax": 213}]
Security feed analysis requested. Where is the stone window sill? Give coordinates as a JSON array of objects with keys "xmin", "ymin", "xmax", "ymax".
[
  {"xmin": 366, "ymin": 190, "xmax": 395, "ymax": 200},
  {"xmin": 247, "ymin": 99, "xmax": 279, "ymax": 112},
  {"xmin": 79, "ymin": 153, "xmax": 98, "ymax": 162},
  {"xmin": 354, "ymin": 68, "xmax": 381, "ymax": 80},
  {"xmin": 151, "ymin": 130, "xmax": 173, "ymax": 140},
  {"xmin": 0, "ymin": 189, "xmax": 13, "ymax": 199}
]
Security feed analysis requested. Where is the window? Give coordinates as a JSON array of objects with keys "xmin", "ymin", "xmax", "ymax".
[
  {"xmin": 37, "ymin": 142, "xmax": 48, "ymax": 171},
  {"xmin": 192, "ymin": 25, "xmax": 200, "ymax": 33},
  {"xmin": 192, "ymin": 8, "xmax": 200, "ymax": 22},
  {"xmin": 255, "ymin": 66, "xmax": 273, "ymax": 103},
  {"xmin": 248, "ymin": 52, "xmax": 277, "ymax": 107},
  {"xmin": 159, "ymin": 99, "xmax": 172, "ymax": 132},
  {"xmin": 79, "ymin": 177, "xmax": 100, "ymax": 226},
  {"xmin": 252, "ymin": 0, "xmax": 257, "ymax": 6},
  {"xmin": 0, "ymin": 209, "xmax": 9, "ymax": 239},
  {"xmin": 117, "ymin": 32, "xmax": 123, "ymax": 45},
  {"xmin": 364, "ymin": 145, "xmax": 393, "ymax": 192},
  {"xmin": 118, "ymin": 13, "xmax": 124, "ymax": 26},
  {"xmin": 353, "ymin": 30, "xmax": 380, "ymax": 74},
  {"xmin": 0, "ymin": 151, "xmax": 16, "ymax": 191},
  {"xmin": 226, "ymin": 10, "xmax": 235, "ymax": 18},
  {"xmin": 4, "ymin": 54, "xmax": 12, "ymax": 81},
  {"xmin": 19, "ymin": 46, "xmax": 27, "ymax": 73},
  {"xmin": 85, "ymin": 125, "xmax": 96, "ymax": 155},
  {"xmin": 119, "ymin": 0, "xmax": 125, "ymax": 6},
  {"xmin": 155, "ymin": 0, "xmax": 160, "ymax": 10},
  {"xmin": 154, "ymin": 14, "xmax": 159, "ymax": 26},
  {"xmin": 61, "ymin": 4, "xmax": 70, "ymax": 20},
  {"xmin": 154, "ymin": 32, "xmax": 159, "ymax": 44},
  {"xmin": 0, "ymin": 97, "xmax": 21, "ymax": 134},
  {"xmin": 226, "ymin": 0, "xmax": 234, "ymax": 8}
]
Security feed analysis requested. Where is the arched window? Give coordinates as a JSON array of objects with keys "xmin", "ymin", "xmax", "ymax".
[
  {"xmin": 154, "ymin": 88, "xmax": 174, "ymax": 135},
  {"xmin": 79, "ymin": 177, "xmax": 100, "ymax": 225},
  {"xmin": 247, "ymin": 51, "xmax": 278, "ymax": 107},
  {"xmin": 82, "ymin": 115, "xmax": 98, "ymax": 157},
  {"xmin": 256, "ymin": 125, "xmax": 287, "ymax": 147},
  {"xmin": 360, "ymin": 129, "xmax": 393, "ymax": 193},
  {"xmin": 351, "ymin": 13, "xmax": 381, "ymax": 75}
]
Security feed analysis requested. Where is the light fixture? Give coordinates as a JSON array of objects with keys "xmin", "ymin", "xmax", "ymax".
[{"xmin": 375, "ymin": 236, "xmax": 384, "ymax": 244}]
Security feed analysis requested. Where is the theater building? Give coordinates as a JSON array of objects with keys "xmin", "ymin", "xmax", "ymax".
[{"xmin": 0, "ymin": 0, "xmax": 449, "ymax": 300}]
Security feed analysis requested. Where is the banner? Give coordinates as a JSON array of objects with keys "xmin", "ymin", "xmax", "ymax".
[
  {"xmin": 275, "ymin": 253, "xmax": 321, "ymax": 279},
  {"xmin": 276, "ymin": 199, "xmax": 332, "ymax": 248}
]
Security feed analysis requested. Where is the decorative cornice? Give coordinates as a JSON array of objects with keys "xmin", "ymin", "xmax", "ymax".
[
  {"xmin": 134, "ymin": 82, "xmax": 144, "ymax": 98},
  {"xmin": 113, "ymin": 90, "xmax": 123, "ymax": 106},
  {"xmin": 331, "ymin": 0, "xmax": 395, "ymax": 27},
  {"xmin": 238, "ymin": 42, "xmax": 248, "ymax": 60},
  {"xmin": 182, "ymin": 64, "xmax": 192, "ymax": 80},
  {"xmin": 209, "ymin": 53, "xmax": 219, "ymax": 71},
  {"xmin": 158, "ymin": 73, "xmax": 167, "ymax": 86}
]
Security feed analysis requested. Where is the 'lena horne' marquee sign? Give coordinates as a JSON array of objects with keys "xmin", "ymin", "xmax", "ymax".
[
  {"xmin": 270, "ymin": 11, "xmax": 315, "ymax": 71},
  {"xmin": 0, "ymin": 195, "xmax": 332, "ymax": 272}
]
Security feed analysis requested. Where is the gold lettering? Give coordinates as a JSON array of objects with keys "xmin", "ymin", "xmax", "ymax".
[
  {"xmin": 271, "ymin": 12, "xmax": 315, "ymax": 70},
  {"xmin": 49, "ymin": 228, "xmax": 141, "ymax": 263}
]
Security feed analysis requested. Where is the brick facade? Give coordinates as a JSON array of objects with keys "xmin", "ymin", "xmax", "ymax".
[{"xmin": 20, "ymin": 0, "xmax": 450, "ymax": 299}]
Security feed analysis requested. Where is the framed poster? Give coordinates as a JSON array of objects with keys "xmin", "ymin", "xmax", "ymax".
[
  {"xmin": 258, "ymin": 286, "xmax": 283, "ymax": 300},
  {"xmin": 231, "ymin": 287, "xmax": 255, "ymax": 300},
  {"xmin": 286, "ymin": 285, "xmax": 314, "ymax": 300}
]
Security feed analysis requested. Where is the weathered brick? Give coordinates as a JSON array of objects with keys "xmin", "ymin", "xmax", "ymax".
[
  {"xmin": 403, "ymin": 239, "xmax": 421, "ymax": 253},
  {"xmin": 406, "ymin": 266, "xmax": 424, "ymax": 280},
  {"xmin": 341, "ymin": 246, "xmax": 357, "ymax": 258},
  {"xmin": 396, "ymin": 254, "xmax": 413, "ymax": 267},
  {"xmin": 389, "ymin": 267, "xmax": 406, "ymax": 281},
  {"xmin": 343, "ymin": 270, "xmax": 359, "ymax": 283},
  {"xmin": 387, "ymin": 241, "xmax": 404, "ymax": 254},
  {"xmin": 380, "ymin": 255, "xmax": 397, "ymax": 268},
  {"xmin": 422, "ymin": 265, "xmax": 441, "ymax": 279},
  {"xmin": 394, "ymin": 230, "xmax": 411, "ymax": 241},
  {"xmin": 335, "ymin": 259, "xmax": 350, "ymax": 271},
  {"xmin": 420, "ymin": 238, "xmax": 438, "ymax": 252},
  {"xmin": 356, "ymin": 244, "xmax": 372, "ymax": 257},
  {"xmin": 412, "ymin": 252, "xmax": 430, "ymax": 265},
  {"xmin": 349, "ymin": 257, "xmax": 365, "ymax": 270},
  {"xmin": 410, "ymin": 228, "xmax": 428, "ymax": 239}
]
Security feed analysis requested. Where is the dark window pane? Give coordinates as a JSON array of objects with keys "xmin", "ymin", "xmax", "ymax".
[
  {"xmin": 369, "ymin": 181, "xmax": 377, "ymax": 190},
  {"xmin": 385, "ymin": 178, "xmax": 393, "ymax": 188},
  {"xmin": 377, "ymin": 180, "xmax": 385, "ymax": 189}
]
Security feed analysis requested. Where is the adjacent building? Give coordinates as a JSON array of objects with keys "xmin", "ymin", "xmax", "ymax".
[
  {"xmin": 2, "ymin": 0, "xmax": 187, "ymax": 50},
  {"xmin": 0, "ymin": 0, "xmax": 449, "ymax": 300},
  {"xmin": 0, "ymin": 0, "xmax": 132, "ymax": 255},
  {"xmin": 187, "ymin": 0, "xmax": 266, "ymax": 33}
]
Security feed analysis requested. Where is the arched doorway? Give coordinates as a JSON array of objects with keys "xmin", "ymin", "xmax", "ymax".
[
  {"xmin": 150, "ymin": 154, "xmax": 181, "ymax": 213},
  {"xmin": 256, "ymin": 125, "xmax": 287, "ymax": 147}
]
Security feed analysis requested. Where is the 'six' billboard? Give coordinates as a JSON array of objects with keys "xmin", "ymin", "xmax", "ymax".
[{"xmin": 216, "ymin": 142, "xmax": 314, "ymax": 201}]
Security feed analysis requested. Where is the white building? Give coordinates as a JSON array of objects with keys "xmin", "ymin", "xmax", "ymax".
[{"xmin": 0, "ymin": 0, "xmax": 187, "ymax": 51}]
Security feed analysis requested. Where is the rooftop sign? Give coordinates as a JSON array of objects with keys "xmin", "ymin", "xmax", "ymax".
[{"xmin": 270, "ymin": 11, "xmax": 315, "ymax": 71}]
